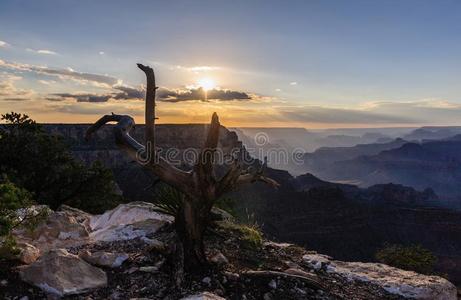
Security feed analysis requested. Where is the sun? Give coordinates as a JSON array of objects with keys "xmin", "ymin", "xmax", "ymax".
[{"xmin": 197, "ymin": 78, "xmax": 216, "ymax": 91}]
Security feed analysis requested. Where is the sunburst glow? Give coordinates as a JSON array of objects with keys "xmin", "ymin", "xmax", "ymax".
[{"xmin": 197, "ymin": 78, "xmax": 216, "ymax": 91}]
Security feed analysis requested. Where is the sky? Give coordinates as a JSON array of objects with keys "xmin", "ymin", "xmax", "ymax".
[{"xmin": 1, "ymin": 0, "xmax": 461, "ymax": 128}]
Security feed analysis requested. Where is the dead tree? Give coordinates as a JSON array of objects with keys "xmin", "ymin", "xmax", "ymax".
[{"xmin": 86, "ymin": 64, "xmax": 278, "ymax": 269}]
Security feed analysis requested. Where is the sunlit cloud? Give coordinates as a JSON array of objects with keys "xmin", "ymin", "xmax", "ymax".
[
  {"xmin": 170, "ymin": 64, "xmax": 220, "ymax": 72},
  {"xmin": 0, "ymin": 60, "xmax": 118, "ymax": 87},
  {"xmin": 0, "ymin": 74, "xmax": 34, "ymax": 102},
  {"xmin": 26, "ymin": 48, "xmax": 58, "ymax": 55},
  {"xmin": 0, "ymin": 40, "xmax": 10, "ymax": 48},
  {"xmin": 289, "ymin": 82, "xmax": 297, "ymax": 86},
  {"xmin": 99, "ymin": 51, "xmax": 105, "ymax": 55},
  {"xmin": 188, "ymin": 66, "xmax": 220, "ymax": 72},
  {"xmin": 4, "ymin": 58, "xmax": 461, "ymax": 127},
  {"xmin": 38, "ymin": 79, "xmax": 57, "ymax": 85}
]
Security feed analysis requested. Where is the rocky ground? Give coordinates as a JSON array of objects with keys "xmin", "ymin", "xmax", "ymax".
[{"xmin": 0, "ymin": 202, "xmax": 457, "ymax": 300}]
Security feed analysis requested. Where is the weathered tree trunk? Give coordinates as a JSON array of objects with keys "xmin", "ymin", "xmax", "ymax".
[
  {"xmin": 175, "ymin": 197, "xmax": 212, "ymax": 269},
  {"xmin": 86, "ymin": 63, "xmax": 279, "ymax": 273}
]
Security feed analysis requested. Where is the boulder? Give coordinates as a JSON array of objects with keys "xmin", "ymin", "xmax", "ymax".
[
  {"xmin": 302, "ymin": 254, "xmax": 457, "ymax": 300},
  {"xmin": 89, "ymin": 202, "xmax": 173, "ymax": 242},
  {"xmin": 180, "ymin": 292, "xmax": 226, "ymax": 300},
  {"xmin": 20, "ymin": 249, "xmax": 107, "ymax": 297},
  {"xmin": 302, "ymin": 253, "xmax": 332, "ymax": 271},
  {"xmin": 79, "ymin": 250, "xmax": 129, "ymax": 268},
  {"xmin": 18, "ymin": 243, "xmax": 40, "ymax": 264},
  {"xmin": 210, "ymin": 207, "xmax": 234, "ymax": 222},
  {"xmin": 13, "ymin": 202, "xmax": 173, "ymax": 254},
  {"xmin": 331, "ymin": 261, "xmax": 457, "ymax": 300},
  {"xmin": 210, "ymin": 251, "xmax": 229, "ymax": 265},
  {"xmin": 14, "ymin": 206, "xmax": 91, "ymax": 252}
]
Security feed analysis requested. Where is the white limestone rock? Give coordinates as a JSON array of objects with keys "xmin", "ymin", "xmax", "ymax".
[
  {"xmin": 79, "ymin": 250, "xmax": 129, "ymax": 268},
  {"xmin": 13, "ymin": 206, "xmax": 91, "ymax": 252},
  {"xmin": 302, "ymin": 253, "xmax": 332, "ymax": 271},
  {"xmin": 180, "ymin": 292, "xmax": 226, "ymax": 300},
  {"xmin": 89, "ymin": 202, "xmax": 173, "ymax": 242},
  {"xmin": 329, "ymin": 261, "xmax": 457, "ymax": 300},
  {"xmin": 20, "ymin": 249, "xmax": 107, "ymax": 297},
  {"xmin": 302, "ymin": 253, "xmax": 457, "ymax": 300}
]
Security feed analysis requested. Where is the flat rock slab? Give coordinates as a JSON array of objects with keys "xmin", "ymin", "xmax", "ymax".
[
  {"xmin": 13, "ymin": 205, "xmax": 91, "ymax": 252},
  {"xmin": 303, "ymin": 253, "xmax": 457, "ymax": 300},
  {"xmin": 13, "ymin": 202, "xmax": 173, "ymax": 254},
  {"xmin": 89, "ymin": 202, "xmax": 173, "ymax": 242},
  {"xmin": 180, "ymin": 292, "xmax": 226, "ymax": 300},
  {"xmin": 79, "ymin": 250, "xmax": 129, "ymax": 268},
  {"xmin": 20, "ymin": 249, "xmax": 107, "ymax": 297}
]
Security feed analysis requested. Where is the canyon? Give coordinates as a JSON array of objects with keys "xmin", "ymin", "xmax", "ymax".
[{"xmin": 43, "ymin": 124, "xmax": 461, "ymax": 286}]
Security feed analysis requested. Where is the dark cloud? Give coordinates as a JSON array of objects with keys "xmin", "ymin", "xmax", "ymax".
[
  {"xmin": 157, "ymin": 87, "xmax": 251, "ymax": 102},
  {"xmin": 50, "ymin": 93, "xmax": 112, "ymax": 103},
  {"xmin": 113, "ymin": 85, "xmax": 145, "ymax": 100},
  {"xmin": 48, "ymin": 86, "xmax": 252, "ymax": 103}
]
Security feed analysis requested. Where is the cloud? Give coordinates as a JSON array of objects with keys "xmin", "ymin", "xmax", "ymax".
[
  {"xmin": 157, "ymin": 87, "xmax": 251, "ymax": 102},
  {"xmin": 289, "ymin": 82, "xmax": 297, "ymax": 86},
  {"xmin": 0, "ymin": 60, "xmax": 119, "ymax": 87},
  {"xmin": 26, "ymin": 48, "xmax": 58, "ymax": 55},
  {"xmin": 48, "ymin": 93, "xmax": 112, "ymax": 103},
  {"xmin": 38, "ymin": 79, "xmax": 57, "ymax": 85},
  {"xmin": 113, "ymin": 85, "xmax": 145, "ymax": 100},
  {"xmin": 171, "ymin": 65, "xmax": 220, "ymax": 72},
  {"xmin": 48, "ymin": 99, "xmax": 144, "ymax": 116},
  {"xmin": 99, "ymin": 51, "xmax": 105, "ymax": 55},
  {"xmin": 47, "ymin": 84, "xmax": 253, "ymax": 103},
  {"xmin": 0, "ymin": 40, "xmax": 9, "ymax": 48},
  {"xmin": 0, "ymin": 74, "xmax": 34, "ymax": 102},
  {"xmin": 47, "ymin": 84, "xmax": 145, "ymax": 103}
]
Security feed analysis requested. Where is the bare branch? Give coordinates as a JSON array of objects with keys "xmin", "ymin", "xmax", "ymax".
[
  {"xmin": 86, "ymin": 114, "xmax": 193, "ymax": 195},
  {"xmin": 216, "ymin": 157, "xmax": 242, "ymax": 197},
  {"xmin": 241, "ymin": 270, "xmax": 324, "ymax": 290}
]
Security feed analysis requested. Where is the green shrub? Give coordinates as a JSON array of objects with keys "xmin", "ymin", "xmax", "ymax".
[
  {"xmin": 151, "ymin": 184, "xmax": 237, "ymax": 218},
  {"xmin": 219, "ymin": 221, "xmax": 263, "ymax": 250},
  {"xmin": 375, "ymin": 244, "xmax": 437, "ymax": 275},
  {"xmin": 214, "ymin": 196, "xmax": 237, "ymax": 217},
  {"xmin": 0, "ymin": 179, "xmax": 48, "ymax": 258},
  {"xmin": 151, "ymin": 183, "xmax": 184, "ymax": 216},
  {"xmin": 0, "ymin": 112, "xmax": 122, "ymax": 214}
]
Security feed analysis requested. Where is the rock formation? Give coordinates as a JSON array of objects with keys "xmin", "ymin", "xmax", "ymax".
[
  {"xmin": 2, "ymin": 202, "xmax": 457, "ymax": 299},
  {"xmin": 39, "ymin": 123, "xmax": 461, "ymax": 287}
]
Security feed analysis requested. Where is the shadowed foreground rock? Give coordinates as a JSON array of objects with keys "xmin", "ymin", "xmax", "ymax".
[
  {"xmin": 2, "ymin": 202, "xmax": 457, "ymax": 299},
  {"xmin": 303, "ymin": 254, "xmax": 457, "ymax": 300},
  {"xmin": 180, "ymin": 292, "xmax": 226, "ymax": 299},
  {"xmin": 13, "ymin": 202, "xmax": 173, "ymax": 252},
  {"xmin": 19, "ymin": 249, "xmax": 107, "ymax": 297}
]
